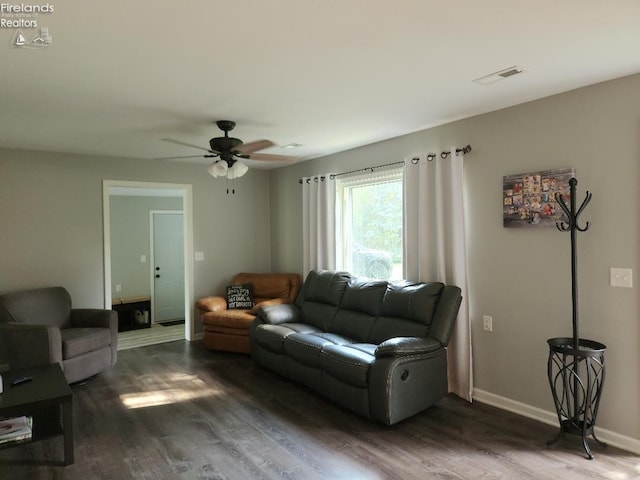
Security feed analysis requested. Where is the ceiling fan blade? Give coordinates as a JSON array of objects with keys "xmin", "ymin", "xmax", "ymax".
[
  {"xmin": 245, "ymin": 152, "xmax": 299, "ymax": 162},
  {"xmin": 161, "ymin": 138, "xmax": 217, "ymax": 153},
  {"xmin": 233, "ymin": 139, "xmax": 275, "ymax": 155},
  {"xmin": 154, "ymin": 154, "xmax": 217, "ymax": 161}
]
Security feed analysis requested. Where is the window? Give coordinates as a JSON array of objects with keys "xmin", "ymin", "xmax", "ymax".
[{"xmin": 336, "ymin": 167, "xmax": 403, "ymax": 280}]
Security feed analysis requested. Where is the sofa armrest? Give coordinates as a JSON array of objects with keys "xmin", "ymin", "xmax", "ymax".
[
  {"xmin": 71, "ymin": 309, "xmax": 118, "ymax": 364},
  {"xmin": 196, "ymin": 296, "xmax": 227, "ymax": 312},
  {"xmin": 0, "ymin": 322, "xmax": 63, "ymax": 368},
  {"xmin": 249, "ymin": 298, "xmax": 287, "ymax": 314},
  {"xmin": 256, "ymin": 304, "xmax": 301, "ymax": 325},
  {"xmin": 429, "ymin": 285, "xmax": 462, "ymax": 346},
  {"xmin": 375, "ymin": 337, "xmax": 442, "ymax": 358}
]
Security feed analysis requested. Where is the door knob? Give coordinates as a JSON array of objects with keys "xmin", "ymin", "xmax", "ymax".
[
  {"xmin": 155, "ymin": 274, "xmax": 160, "ymax": 278},
  {"xmin": 155, "ymin": 267, "xmax": 160, "ymax": 271}
]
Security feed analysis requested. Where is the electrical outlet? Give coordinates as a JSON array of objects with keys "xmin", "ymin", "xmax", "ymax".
[
  {"xmin": 483, "ymin": 315, "xmax": 493, "ymax": 332},
  {"xmin": 610, "ymin": 267, "xmax": 632, "ymax": 288},
  {"xmin": 115, "ymin": 284, "xmax": 122, "ymax": 293}
]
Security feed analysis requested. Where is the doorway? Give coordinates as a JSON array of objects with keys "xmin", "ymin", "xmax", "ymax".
[
  {"xmin": 103, "ymin": 180, "xmax": 195, "ymax": 343},
  {"xmin": 151, "ymin": 211, "xmax": 185, "ymax": 324}
]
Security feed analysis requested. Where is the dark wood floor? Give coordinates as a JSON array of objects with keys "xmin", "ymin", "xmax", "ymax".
[{"xmin": 0, "ymin": 340, "xmax": 637, "ymax": 479}]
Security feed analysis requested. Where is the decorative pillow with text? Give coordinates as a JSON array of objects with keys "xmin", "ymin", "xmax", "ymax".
[{"xmin": 226, "ymin": 284, "xmax": 254, "ymax": 310}]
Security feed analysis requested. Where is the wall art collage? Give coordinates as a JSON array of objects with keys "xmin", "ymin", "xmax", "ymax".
[{"xmin": 503, "ymin": 167, "xmax": 575, "ymax": 228}]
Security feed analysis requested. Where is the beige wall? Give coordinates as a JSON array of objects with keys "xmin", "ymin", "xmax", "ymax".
[
  {"xmin": 269, "ymin": 73, "xmax": 640, "ymax": 442},
  {"xmin": 0, "ymin": 149, "xmax": 273, "ymax": 336}
]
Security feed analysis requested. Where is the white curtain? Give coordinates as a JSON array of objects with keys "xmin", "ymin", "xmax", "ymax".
[
  {"xmin": 403, "ymin": 149, "xmax": 473, "ymax": 401},
  {"xmin": 302, "ymin": 174, "xmax": 336, "ymax": 277}
]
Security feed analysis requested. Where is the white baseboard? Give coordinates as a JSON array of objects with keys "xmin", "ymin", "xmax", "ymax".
[{"xmin": 473, "ymin": 388, "xmax": 640, "ymax": 456}]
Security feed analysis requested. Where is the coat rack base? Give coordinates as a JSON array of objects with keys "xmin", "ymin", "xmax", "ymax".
[{"xmin": 546, "ymin": 337, "xmax": 607, "ymax": 459}]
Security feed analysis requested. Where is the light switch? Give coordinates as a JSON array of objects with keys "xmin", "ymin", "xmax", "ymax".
[
  {"xmin": 610, "ymin": 267, "xmax": 632, "ymax": 288},
  {"xmin": 140, "ymin": 254, "xmax": 147, "ymax": 263},
  {"xmin": 195, "ymin": 251, "xmax": 205, "ymax": 262}
]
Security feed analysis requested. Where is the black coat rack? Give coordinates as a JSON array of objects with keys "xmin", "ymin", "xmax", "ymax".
[{"xmin": 546, "ymin": 177, "xmax": 606, "ymax": 459}]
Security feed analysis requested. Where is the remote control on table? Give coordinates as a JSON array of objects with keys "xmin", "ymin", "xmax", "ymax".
[{"xmin": 11, "ymin": 376, "xmax": 32, "ymax": 386}]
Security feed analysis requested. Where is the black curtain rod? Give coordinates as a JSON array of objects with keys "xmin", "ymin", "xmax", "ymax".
[
  {"xmin": 298, "ymin": 160, "xmax": 402, "ymax": 183},
  {"xmin": 298, "ymin": 145, "xmax": 472, "ymax": 183},
  {"xmin": 416, "ymin": 144, "xmax": 472, "ymax": 163}
]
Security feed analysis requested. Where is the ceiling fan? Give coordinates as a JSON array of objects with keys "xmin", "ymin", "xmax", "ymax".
[{"xmin": 158, "ymin": 120, "xmax": 299, "ymax": 179}]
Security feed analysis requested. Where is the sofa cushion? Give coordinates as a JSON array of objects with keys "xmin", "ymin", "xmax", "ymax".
[
  {"xmin": 299, "ymin": 270, "xmax": 350, "ymax": 306},
  {"xmin": 284, "ymin": 332, "xmax": 354, "ymax": 366},
  {"xmin": 340, "ymin": 278, "xmax": 387, "ymax": 316},
  {"xmin": 204, "ymin": 324, "xmax": 251, "ymax": 336},
  {"xmin": 61, "ymin": 327, "xmax": 111, "ymax": 360},
  {"xmin": 233, "ymin": 273, "xmax": 297, "ymax": 300},
  {"xmin": 328, "ymin": 278, "xmax": 386, "ymax": 341},
  {"xmin": 320, "ymin": 344, "xmax": 376, "ymax": 387},
  {"xmin": 252, "ymin": 323, "xmax": 322, "ymax": 354},
  {"xmin": 250, "ymin": 276, "xmax": 285, "ymax": 298},
  {"xmin": 368, "ymin": 317, "xmax": 430, "ymax": 344},
  {"xmin": 201, "ymin": 309, "xmax": 255, "ymax": 329},
  {"xmin": 300, "ymin": 301, "xmax": 339, "ymax": 330},
  {"xmin": 381, "ymin": 281, "xmax": 444, "ymax": 324},
  {"xmin": 368, "ymin": 282, "xmax": 444, "ymax": 343},
  {"xmin": 329, "ymin": 310, "xmax": 376, "ymax": 343}
]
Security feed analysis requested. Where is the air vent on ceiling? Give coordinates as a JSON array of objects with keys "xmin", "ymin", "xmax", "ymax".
[{"xmin": 473, "ymin": 66, "xmax": 524, "ymax": 85}]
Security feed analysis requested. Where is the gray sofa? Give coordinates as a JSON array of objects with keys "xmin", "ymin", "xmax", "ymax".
[
  {"xmin": 249, "ymin": 270, "xmax": 462, "ymax": 425},
  {"xmin": 0, "ymin": 286, "xmax": 118, "ymax": 384}
]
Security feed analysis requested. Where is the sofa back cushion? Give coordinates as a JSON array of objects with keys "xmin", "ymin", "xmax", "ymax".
[
  {"xmin": 0, "ymin": 286, "xmax": 72, "ymax": 329},
  {"xmin": 297, "ymin": 270, "xmax": 350, "ymax": 330},
  {"xmin": 328, "ymin": 278, "xmax": 387, "ymax": 341},
  {"xmin": 368, "ymin": 281, "xmax": 444, "ymax": 344},
  {"xmin": 298, "ymin": 270, "xmax": 350, "ymax": 306},
  {"xmin": 300, "ymin": 302, "xmax": 338, "ymax": 331},
  {"xmin": 382, "ymin": 282, "xmax": 444, "ymax": 323},
  {"xmin": 232, "ymin": 273, "xmax": 301, "ymax": 303}
]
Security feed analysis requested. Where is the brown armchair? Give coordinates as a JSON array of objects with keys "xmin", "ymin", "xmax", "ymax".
[
  {"xmin": 0, "ymin": 286, "xmax": 118, "ymax": 384},
  {"xmin": 196, "ymin": 273, "xmax": 301, "ymax": 354}
]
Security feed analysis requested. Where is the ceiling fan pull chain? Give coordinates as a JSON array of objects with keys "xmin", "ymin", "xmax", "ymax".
[{"xmin": 225, "ymin": 177, "xmax": 237, "ymax": 194}]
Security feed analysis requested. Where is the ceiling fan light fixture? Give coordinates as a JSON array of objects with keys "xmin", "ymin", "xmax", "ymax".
[
  {"xmin": 227, "ymin": 160, "xmax": 248, "ymax": 179},
  {"xmin": 162, "ymin": 121, "xmax": 298, "ymax": 180},
  {"xmin": 207, "ymin": 160, "xmax": 228, "ymax": 178}
]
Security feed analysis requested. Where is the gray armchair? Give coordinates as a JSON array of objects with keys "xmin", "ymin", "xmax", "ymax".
[{"xmin": 0, "ymin": 286, "xmax": 118, "ymax": 384}]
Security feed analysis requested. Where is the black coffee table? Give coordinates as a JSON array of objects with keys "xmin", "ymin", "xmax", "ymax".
[{"xmin": 0, "ymin": 363, "xmax": 73, "ymax": 465}]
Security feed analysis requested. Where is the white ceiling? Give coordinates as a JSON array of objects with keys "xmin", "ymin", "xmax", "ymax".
[{"xmin": 1, "ymin": 1, "xmax": 639, "ymax": 169}]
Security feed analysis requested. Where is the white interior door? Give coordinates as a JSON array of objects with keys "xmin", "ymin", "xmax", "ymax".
[{"xmin": 151, "ymin": 211, "xmax": 185, "ymax": 323}]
